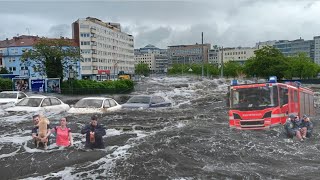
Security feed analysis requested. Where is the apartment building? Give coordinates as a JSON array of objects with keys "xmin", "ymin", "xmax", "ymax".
[
  {"xmin": 257, "ymin": 36, "xmax": 320, "ymax": 64},
  {"xmin": 208, "ymin": 46, "xmax": 220, "ymax": 65},
  {"xmin": 134, "ymin": 44, "xmax": 168, "ymax": 73},
  {"xmin": 314, "ymin": 36, "xmax": 320, "ymax": 64},
  {"xmin": 0, "ymin": 35, "xmax": 80, "ymax": 79},
  {"xmin": 255, "ymin": 40, "xmax": 277, "ymax": 49},
  {"xmin": 273, "ymin": 38, "xmax": 314, "ymax": 59},
  {"xmin": 222, "ymin": 47, "xmax": 257, "ymax": 65},
  {"xmin": 135, "ymin": 53, "xmax": 156, "ymax": 72},
  {"xmin": 0, "ymin": 48, "xmax": 5, "ymax": 69},
  {"xmin": 168, "ymin": 43, "xmax": 210, "ymax": 66},
  {"xmin": 72, "ymin": 17, "xmax": 134, "ymax": 80}
]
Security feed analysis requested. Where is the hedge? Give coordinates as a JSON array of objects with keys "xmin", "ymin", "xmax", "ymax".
[
  {"xmin": 0, "ymin": 78, "xmax": 13, "ymax": 91},
  {"xmin": 61, "ymin": 79, "xmax": 134, "ymax": 94}
]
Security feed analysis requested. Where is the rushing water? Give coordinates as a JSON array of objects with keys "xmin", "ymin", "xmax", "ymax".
[{"xmin": 1, "ymin": 76, "xmax": 320, "ymax": 180}]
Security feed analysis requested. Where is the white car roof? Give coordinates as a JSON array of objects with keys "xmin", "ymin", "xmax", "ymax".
[
  {"xmin": 27, "ymin": 95, "xmax": 58, "ymax": 99},
  {"xmin": 81, "ymin": 97, "xmax": 113, "ymax": 100},
  {"xmin": 0, "ymin": 91, "xmax": 22, "ymax": 93}
]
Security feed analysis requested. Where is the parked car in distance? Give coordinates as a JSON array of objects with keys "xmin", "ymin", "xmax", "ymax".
[
  {"xmin": 0, "ymin": 91, "xmax": 28, "ymax": 108},
  {"xmin": 5, "ymin": 95, "xmax": 70, "ymax": 113},
  {"xmin": 122, "ymin": 95, "xmax": 172, "ymax": 109},
  {"xmin": 68, "ymin": 97, "xmax": 122, "ymax": 114}
]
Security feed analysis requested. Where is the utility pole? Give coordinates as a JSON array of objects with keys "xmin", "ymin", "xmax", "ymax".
[
  {"xmin": 201, "ymin": 32, "xmax": 204, "ymax": 78},
  {"xmin": 182, "ymin": 56, "xmax": 184, "ymax": 76},
  {"xmin": 220, "ymin": 46, "xmax": 224, "ymax": 78}
]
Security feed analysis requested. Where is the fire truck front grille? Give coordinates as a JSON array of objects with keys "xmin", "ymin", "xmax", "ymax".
[{"xmin": 240, "ymin": 120, "xmax": 264, "ymax": 127}]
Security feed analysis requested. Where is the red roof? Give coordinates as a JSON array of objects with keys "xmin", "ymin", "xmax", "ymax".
[{"xmin": 0, "ymin": 35, "xmax": 78, "ymax": 48}]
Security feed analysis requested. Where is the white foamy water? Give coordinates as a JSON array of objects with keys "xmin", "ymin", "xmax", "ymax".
[{"xmin": 5, "ymin": 76, "xmax": 318, "ymax": 179}]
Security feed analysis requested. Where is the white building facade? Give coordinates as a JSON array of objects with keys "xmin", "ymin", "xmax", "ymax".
[
  {"xmin": 72, "ymin": 17, "xmax": 134, "ymax": 80},
  {"xmin": 221, "ymin": 47, "xmax": 257, "ymax": 65},
  {"xmin": 314, "ymin": 36, "xmax": 320, "ymax": 64},
  {"xmin": 134, "ymin": 53, "xmax": 157, "ymax": 72}
]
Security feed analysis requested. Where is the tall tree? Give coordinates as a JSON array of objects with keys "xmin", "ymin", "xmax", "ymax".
[
  {"xmin": 21, "ymin": 38, "xmax": 81, "ymax": 80},
  {"xmin": 287, "ymin": 53, "xmax": 319, "ymax": 79},
  {"xmin": 0, "ymin": 67, "xmax": 10, "ymax": 74},
  {"xmin": 223, "ymin": 61, "xmax": 243, "ymax": 78},
  {"xmin": 135, "ymin": 63, "xmax": 150, "ymax": 76},
  {"xmin": 243, "ymin": 46, "xmax": 288, "ymax": 79}
]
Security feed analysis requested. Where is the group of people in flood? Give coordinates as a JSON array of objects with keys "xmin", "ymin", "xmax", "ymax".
[
  {"xmin": 31, "ymin": 111, "xmax": 313, "ymax": 149},
  {"xmin": 31, "ymin": 113, "xmax": 106, "ymax": 149},
  {"xmin": 284, "ymin": 114, "xmax": 313, "ymax": 142}
]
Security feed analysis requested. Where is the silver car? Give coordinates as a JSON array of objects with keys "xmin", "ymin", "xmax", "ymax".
[{"xmin": 122, "ymin": 95, "xmax": 172, "ymax": 109}]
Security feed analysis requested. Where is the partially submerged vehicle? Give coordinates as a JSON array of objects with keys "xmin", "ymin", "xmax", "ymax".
[
  {"xmin": 227, "ymin": 76, "xmax": 315, "ymax": 129},
  {"xmin": 0, "ymin": 91, "xmax": 28, "ymax": 108},
  {"xmin": 122, "ymin": 95, "xmax": 172, "ymax": 109},
  {"xmin": 5, "ymin": 95, "xmax": 70, "ymax": 113},
  {"xmin": 68, "ymin": 97, "xmax": 122, "ymax": 114}
]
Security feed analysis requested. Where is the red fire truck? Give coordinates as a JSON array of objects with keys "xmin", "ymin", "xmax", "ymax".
[{"xmin": 228, "ymin": 77, "xmax": 315, "ymax": 129}]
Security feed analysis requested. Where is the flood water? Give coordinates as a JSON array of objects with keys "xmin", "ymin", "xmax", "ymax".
[{"xmin": 1, "ymin": 76, "xmax": 320, "ymax": 180}]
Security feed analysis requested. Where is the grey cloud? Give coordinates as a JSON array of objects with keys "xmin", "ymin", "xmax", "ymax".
[
  {"xmin": 134, "ymin": 26, "xmax": 172, "ymax": 48},
  {"xmin": 48, "ymin": 24, "xmax": 71, "ymax": 38},
  {"xmin": 0, "ymin": 0, "xmax": 320, "ymax": 49}
]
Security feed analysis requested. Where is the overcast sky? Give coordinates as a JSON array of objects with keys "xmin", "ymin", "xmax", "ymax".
[{"xmin": 0, "ymin": 0, "xmax": 319, "ymax": 49}]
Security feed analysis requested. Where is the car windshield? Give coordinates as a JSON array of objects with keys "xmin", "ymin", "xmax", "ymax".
[
  {"xmin": 74, "ymin": 99, "xmax": 103, "ymax": 108},
  {"xmin": 127, "ymin": 96, "xmax": 151, "ymax": 104},
  {"xmin": 0, "ymin": 93, "xmax": 17, "ymax": 98},
  {"xmin": 16, "ymin": 98, "xmax": 42, "ymax": 107}
]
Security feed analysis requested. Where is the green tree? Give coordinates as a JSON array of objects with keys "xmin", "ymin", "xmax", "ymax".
[
  {"xmin": 287, "ymin": 53, "xmax": 319, "ymax": 79},
  {"xmin": 21, "ymin": 38, "xmax": 81, "ymax": 80},
  {"xmin": 0, "ymin": 67, "xmax": 9, "ymax": 74},
  {"xmin": 135, "ymin": 63, "xmax": 150, "ymax": 76},
  {"xmin": 243, "ymin": 46, "xmax": 288, "ymax": 79},
  {"xmin": 223, "ymin": 61, "xmax": 242, "ymax": 78}
]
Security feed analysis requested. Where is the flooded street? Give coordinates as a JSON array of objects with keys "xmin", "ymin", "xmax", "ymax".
[{"xmin": 1, "ymin": 76, "xmax": 320, "ymax": 180}]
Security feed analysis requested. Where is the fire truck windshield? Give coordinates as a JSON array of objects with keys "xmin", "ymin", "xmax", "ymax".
[{"xmin": 230, "ymin": 85, "xmax": 279, "ymax": 110}]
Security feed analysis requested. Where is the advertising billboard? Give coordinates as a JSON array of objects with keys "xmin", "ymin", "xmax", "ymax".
[
  {"xmin": 46, "ymin": 78, "xmax": 60, "ymax": 93},
  {"xmin": 30, "ymin": 79, "xmax": 45, "ymax": 92},
  {"xmin": 12, "ymin": 78, "xmax": 29, "ymax": 91}
]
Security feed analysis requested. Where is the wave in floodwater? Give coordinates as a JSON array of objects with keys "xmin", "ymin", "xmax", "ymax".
[{"xmin": 1, "ymin": 76, "xmax": 320, "ymax": 180}]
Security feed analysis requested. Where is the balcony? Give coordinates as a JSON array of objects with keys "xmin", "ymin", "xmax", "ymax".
[
  {"xmin": 90, "ymin": 28, "xmax": 96, "ymax": 34},
  {"xmin": 92, "ymin": 61, "xmax": 99, "ymax": 66},
  {"xmin": 91, "ymin": 43, "xmax": 97, "ymax": 49},
  {"xmin": 91, "ymin": 36, "xmax": 97, "ymax": 42},
  {"xmin": 92, "ymin": 53, "xmax": 97, "ymax": 58},
  {"xmin": 93, "ymin": 69, "xmax": 98, "ymax": 74}
]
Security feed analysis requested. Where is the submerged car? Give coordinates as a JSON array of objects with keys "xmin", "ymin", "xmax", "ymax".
[
  {"xmin": 68, "ymin": 97, "xmax": 122, "ymax": 114},
  {"xmin": 0, "ymin": 91, "xmax": 28, "ymax": 108},
  {"xmin": 122, "ymin": 95, "xmax": 172, "ymax": 109},
  {"xmin": 5, "ymin": 96, "xmax": 70, "ymax": 113}
]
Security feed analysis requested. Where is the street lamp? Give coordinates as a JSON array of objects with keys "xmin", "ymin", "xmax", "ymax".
[
  {"xmin": 68, "ymin": 65, "xmax": 75, "ymax": 94},
  {"xmin": 201, "ymin": 32, "xmax": 204, "ymax": 78},
  {"xmin": 220, "ymin": 46, "xmax": 224, "ymax": 78}
]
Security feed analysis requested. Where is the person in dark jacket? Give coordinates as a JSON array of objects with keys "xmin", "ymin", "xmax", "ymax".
[
  {"xmin": 284, "ymin": 114, "xmax": 304, "ymax": 141},
  {"xmin": 301, "ymin": 115, "xmax": 313, "ymax": 139},
  {"xmin": 81, "ymin": 115, "xmax": 106, "ymax": 149}
]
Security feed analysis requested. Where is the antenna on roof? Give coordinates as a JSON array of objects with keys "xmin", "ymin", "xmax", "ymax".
[{"xmin": 26, "ymin": 28, "xmax": 30, "ymax": 35}]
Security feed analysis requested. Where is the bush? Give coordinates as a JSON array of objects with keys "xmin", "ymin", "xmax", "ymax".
[
  {"xmin": 0, "ymin": 78, "xmax": 13, "ymax": 91},
  {"xmin": 61, "ymin": 79, "xmax": 134, "ymax": 95}
]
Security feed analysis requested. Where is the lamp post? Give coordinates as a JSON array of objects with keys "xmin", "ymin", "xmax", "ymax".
[
  {"xmin": 220, "ymin": 46, "xmax": 224, "ymax": 78},
  {"xmin": 113, "ymin": 61, "xmax": 118, "ymax": 80},
  {"xmin": 201, "ymin": 32, "xmax": 204, "ymax": 78},
  {"xmin": 68, "ymin": 65, "xmax": 75, "ymax": 94},
  {"xmin": 182, "ymin": 56, "xmax": 186, "ymax": 76}
]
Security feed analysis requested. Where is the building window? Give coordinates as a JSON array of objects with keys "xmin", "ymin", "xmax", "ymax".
[
  {"xmin": 80, "ymin": 25, "xmax": 89, "ymax": 28},
  {"xmin": 9, "ymin": 67, "xmax": 16, "ymax": 71}
]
